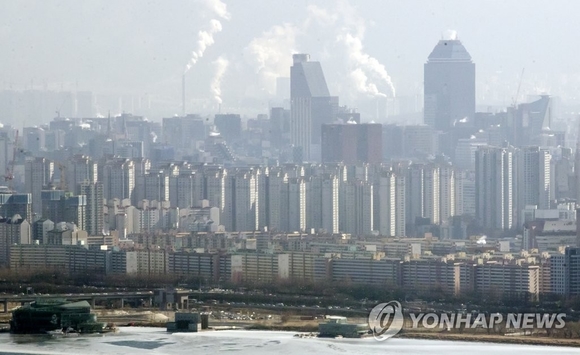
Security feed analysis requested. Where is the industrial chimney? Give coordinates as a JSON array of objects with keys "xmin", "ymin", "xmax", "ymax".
[{"xmin": 182, "ymin": 74, "xmax": 186, "ymax": 116}]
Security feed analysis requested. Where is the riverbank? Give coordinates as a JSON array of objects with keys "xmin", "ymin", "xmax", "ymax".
[
  {"xmin": 396, "ymin": 331, "xmax": 580, "ymax": 347},
  {"xmin": 4, "ymin": 305, "xmax": 580, "ymax": 348}
]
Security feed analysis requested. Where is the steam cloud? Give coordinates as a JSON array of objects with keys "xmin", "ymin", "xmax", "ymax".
[
  {"xmin": 243, "ymin": 23, "xmax": 300, "ymax": 95},
  {"xmin": 339, "ymin": 32, "xmax": 395, "ymax": 98},
  {"xmin": 241, "ymin": 1, "xmax": 395, "ymax": 99},
  {"xmin": 184, "ymin": 0, "xmax": 230, "ymax": 74},
  {"xmin": 443, "ymin": 29, "xmax": 458, "ymax": 40},
  {"xmin": 210, "ymin": 56, "xmax": 229, "ymax": 104}
]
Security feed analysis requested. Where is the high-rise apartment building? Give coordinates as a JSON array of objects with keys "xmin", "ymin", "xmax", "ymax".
[
  {"xmin": 232, "ymin": 171, "xmax": 259, "ymax": 232},
  {"xmin": 374, "ymin": 171, "xmax": 396, "ymax": 237},
  {"xmin": 265, "ymin": 168, "xmax": 288, "ymax": 232},
  {"xmin": 439, "ymin": 165, "xmax": 456, "ymax": 224},
  {"xmin": 424, "ymin": 38, "xmax": 475, "ymax": 131},
  {"xmin": 516, "ymin": 147, "xmax": 551, "ymax": 215},
  {"xmin": 67, "ymin": 155, "xmax": 98, "ymax": 193},
  {"xmin": 475, "ymin": 147, "xmax": 514, "ymax": 230},
  {"xmin": 287, "ymin": 177, "xmax": 307, "ymax": 232},
  {"xmin": 204, "ymin": 167, "xmax": 228, "ymax": 229},
  {"xmin": 100, "ymin": 158, "xmax": 135, "ymax": 202},
  {"xmin": 79, "ymin": 181, "xmax": 104, "ymax": 236},
  {"xmin": 25, "ymin": 157, "xmax": 54, "ymax": 217},
  {"xmin": 340, "ymin": 180, "xmax": 373, "ymax": 236}
]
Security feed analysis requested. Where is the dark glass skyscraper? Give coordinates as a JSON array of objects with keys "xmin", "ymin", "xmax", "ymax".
[
  {"xmin": 290, "ymin": 54, "xmax": 338, "ymax": 162},
  {"xmin": 424, "ymin": 39, "xmax": 475, "ymax": 131}
]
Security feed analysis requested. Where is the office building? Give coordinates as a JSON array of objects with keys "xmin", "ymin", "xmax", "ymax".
[
  {"xmin": 321, "ymin": 122, "xmax": 382, "ymax": 164},
  {"xmin": 475, "ymin": 147, "xmax": 514, "ymax": 230},
  {"xmin": 214, "ymin": 114, "xmax": 242, "ymax": 143},
  {"xmin": 424, "ymin": 38, "xmax": 475, "ymax": 131},
  {"xmin": 0, "ymin": 192, "xmax": 32, "ymax": 221},
  {"xmin": 290, "ymin": 54, "xmax": 338, "ymax": 161}
]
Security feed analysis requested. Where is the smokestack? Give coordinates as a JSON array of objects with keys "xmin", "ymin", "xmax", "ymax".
[{"xmin": 182, "ymin": 74, "xmax": 186, "ymax": 116}]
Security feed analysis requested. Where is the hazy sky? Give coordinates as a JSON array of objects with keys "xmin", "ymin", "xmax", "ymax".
[{"xmin": 2, "ymin": 0, "xmax": 580, "ymax": 117}]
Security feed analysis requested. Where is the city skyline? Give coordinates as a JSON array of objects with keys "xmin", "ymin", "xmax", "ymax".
[{"xmin": 2, "ymin": 1, "xmax": 580, "ymax": 125}]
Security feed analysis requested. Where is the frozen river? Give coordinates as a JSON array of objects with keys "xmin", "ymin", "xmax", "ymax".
[{"xmin": 0, "ymin": 327, "xmax": 577, "ymax": 355}]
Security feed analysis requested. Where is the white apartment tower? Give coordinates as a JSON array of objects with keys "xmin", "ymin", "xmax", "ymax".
[
  {"xmin": 516, "ymin": 147, "xmax": 551, "ymax": 215},
  {"xmin": 233, "ymin": 171, "xmax": 259, "ymax": 232},
  {"xmin": 340, "ymin": 180, "xmax": 373, "ymax": 236},
  {"xmin": 204, "ymin": 168, "xmax": 229, "ymax": 230},
  {"xmin": 374, "ymin": 171, "xmax": 396, "ymax": 236},
  {"xmin": 439, "ymin": 165, "xmax": 456, "ymax": 224},
  {"xmin": 266, "ymin": 169, "xmax": 288, "ymax": 232},
  {"xmin": 423, "ymin": 164, "xmax": 440, "ymax": 225},
  {"xmin": 288, "ymin": 177, "xmax": 307, "ymax": 232},
  {"xmin": 394, "ymin": 174, "xmax": 406, "ymax": 237},
  {"xmin": 321, "ymin": 174, "xmax": 339, "ymax": 234}
]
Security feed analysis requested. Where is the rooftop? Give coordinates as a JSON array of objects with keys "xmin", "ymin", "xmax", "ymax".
[{"xmin": 427, "ymin": 39, "xmax": 472, "ymax": 63}]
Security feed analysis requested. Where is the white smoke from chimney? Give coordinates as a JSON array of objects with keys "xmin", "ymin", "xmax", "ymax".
[
  {"xmin": 339, "ymin": 32, "xmax": 395, "ymax": 98},
  {"xmin": 202, "ymin": 0, "xmax": 231, "ymax": 20},
  {"xmin": 184, "ymin": 0, "xmax": 230, "ymax": 74},
  {"xmin": 239, "ymin": 1, "xmax": 395, "ymax": 101},
  {"xmin": 210, "ymin": 56, "xmax": 229, "ymax": 104},
  {"xmin": 243, "ymin": 23, "xmax": 300, "ymax": 95},
  {"xmin": 443, "ymin": 29, "xmax": 457, "ymax": 40}
]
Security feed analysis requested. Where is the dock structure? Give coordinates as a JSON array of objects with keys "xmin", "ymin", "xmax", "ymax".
[
  {"xmin": 166, "ymin": 311, "xmax": 209, "ymax": 332},
  {"xmin": 318, "ymin": 316, "xmax": 369, "ymax": 338}
]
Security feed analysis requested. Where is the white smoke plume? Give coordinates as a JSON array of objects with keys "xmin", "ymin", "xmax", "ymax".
[
  {"xmin": 243, "ymin": 23, "xmax": 300, "ymax": 95},
  {"xmin": 241, "ymin": 1, "xmax": 395, "ymax": 99},
  {"xmin": 202, "ymin": 0, "xmax": 231, "ymax": 20},
  {"xmin": 443, "ymin": 29, "xmax": 457, "ymax": 40},
  {"xmin": 184, "ymin": 0, "xmax": 230, "ymax": 74},
  {"xmin": 339, "ymin": 32, "xmax": 395, "ymax": 98},
  {"xmin": 210, "ymin": 56, "xmax": 229, "ymax": 104}
]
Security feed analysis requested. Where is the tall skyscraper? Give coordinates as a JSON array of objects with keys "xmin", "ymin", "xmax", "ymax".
[
  {"xmin": 374, "ymin": 171, "xmax": 396, "ymax": 236},
  {"xmin": 67, "ymin": 155, "xmax": 98, "ymax": 193},
  {"xmin": 0, "ymin": 192, "xmax": 32, "ymax": 221},
  {"xmin": 516, "ymin": 147, "xmax": 551, "ymax": 216},
  {"xmin": 290, "ymin": 54, "xmax": 338, "ymax": 162},
  {"xmin": 424, "ymin": 38, "xmax": 475, "ymax": 131},
  {"xmin": 79, "ymin": 181, "xmax": 104, "ymax": 236},
  {"xmin": 25, "ymin": 157, "xmax": 54, "ymax": 217},
  {"xmin": 475, "ymin": 147, "xmax": 514, "ymax": 230}
]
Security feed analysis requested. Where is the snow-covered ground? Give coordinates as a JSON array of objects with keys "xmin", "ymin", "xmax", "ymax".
[{"xmin": 0, "ymin": 327, "xmax": 577, "ymax": 355}]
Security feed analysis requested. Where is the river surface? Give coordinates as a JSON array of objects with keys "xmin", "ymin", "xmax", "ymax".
[{"xmin": 0, "ymin": 327, "xmax": 577, "ymax": 354}]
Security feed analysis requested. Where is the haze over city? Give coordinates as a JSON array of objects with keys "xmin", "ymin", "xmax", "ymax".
[
  {"xmin": 3, "ymin": 1, "xmax": 580, "ymax": 352},
  {"xmin": 2, "ymin": 0, "xmax": 580, "ymax": 122}
]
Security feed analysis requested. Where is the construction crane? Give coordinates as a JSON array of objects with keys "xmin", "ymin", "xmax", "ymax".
[
  {"xmin": 512, "ymin": 68, "xmax": 525, "ymax": 108},
  {"xmin": 4, "ymin": 129, "xmax": 19, "ymax": 191}
]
